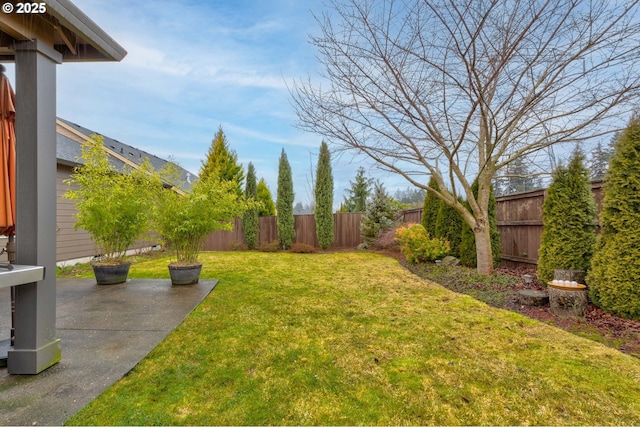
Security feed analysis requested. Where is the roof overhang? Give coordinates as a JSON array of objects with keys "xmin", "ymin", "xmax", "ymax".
[{"xmin": 0, "ymin": 0, "xmax": 126, "ymax": 62}]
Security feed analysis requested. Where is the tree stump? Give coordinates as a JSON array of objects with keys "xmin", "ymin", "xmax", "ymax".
[
  {"xmin": 548, "ymin": 287, "xmax": 588, "ymax": 317},
  {"xmin": 554, "ymin": 269, "xmax": 586, "ymax": 284},
  {"xmin": 517, "ymin": 289, "xmax": 549, "ymax": 307}
]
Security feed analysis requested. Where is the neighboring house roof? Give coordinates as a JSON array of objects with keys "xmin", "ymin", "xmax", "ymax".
[{"xmin": 56, "ymin": 117, "xmax": 196, "ymax": 192}]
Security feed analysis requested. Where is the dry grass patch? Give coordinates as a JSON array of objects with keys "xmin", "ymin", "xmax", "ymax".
[{"xmin": 66, "ymin": 252, "xmax": 640, "ymax": 425}]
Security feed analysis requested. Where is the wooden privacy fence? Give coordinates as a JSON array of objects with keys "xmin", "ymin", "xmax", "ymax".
[
  {"xmin": 496, "ymin": 181, "xmax": 603, "ymax": 264},
  {"xmin": 203, "ymin": 180, "xmax": 604, "ymax": 263},
  {"xmin": 203, "ymin": 212, "xmax": 365, "ymax": 251}
]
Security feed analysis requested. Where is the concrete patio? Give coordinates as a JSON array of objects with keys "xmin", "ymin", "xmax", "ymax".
[{"xmin": 0, "ymin": 278, "xmax": 216, "ymax": 426}]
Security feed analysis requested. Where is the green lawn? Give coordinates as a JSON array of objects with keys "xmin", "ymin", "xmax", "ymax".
[{"xmin": 66, "ymin": 252, "xmax": 640, "ymax": 425}]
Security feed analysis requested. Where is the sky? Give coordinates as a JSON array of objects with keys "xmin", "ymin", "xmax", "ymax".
[{"xmin": 6, "ymin": 0, "xmax": 409, "ymax": 208}]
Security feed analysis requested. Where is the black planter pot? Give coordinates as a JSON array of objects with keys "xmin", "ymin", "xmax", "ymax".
[
  {"xmin": 168, "ymin": 263, "xmax": 202, "ymax": 285},
  {"xmin": 91, "ymin": 262, "xmax": 131, "ymax": 285}
]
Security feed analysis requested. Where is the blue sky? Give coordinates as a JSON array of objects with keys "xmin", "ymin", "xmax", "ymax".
[{"xmin": 9, "ymin": 0, "xmax": 408, "ymax": 207}]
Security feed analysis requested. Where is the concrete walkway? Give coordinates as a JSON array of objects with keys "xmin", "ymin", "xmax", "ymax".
[{"xmin": 0, "ymin": 278, "xmax": 217, "ymax": 426}]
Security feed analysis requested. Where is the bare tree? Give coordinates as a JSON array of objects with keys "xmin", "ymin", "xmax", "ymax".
[{"xmin": 291, "ymin": 0, "xmax": 640, "ymax": 274}]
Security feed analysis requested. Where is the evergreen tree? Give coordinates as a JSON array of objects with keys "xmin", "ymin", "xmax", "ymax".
[
  {"xmin": 460, "ymin": 182, "xmax": 501, "ymax": 268},
  {"xmin": 256, "ymin": 178, "xmax": 276, "ymax": 216},
  {"xmin": 589, "ymin": 138, "xmax": 614, "ymax": 181},
  {"xmin": 394, "ymin": 186, "xmax": 427, "ymax": 207},
  {"xmin": 360, "ymin": 182, "xmax": 397, "ymax": 246},
  {"xmin": 421, "ymin": 177, "xmax": 442, "ymax": 237},
  {"xmin": 242, "ymin": 162, "xmax": 259, "ymax": 249},
  {"xmin": 537, "ymin": 148, "xmax": 597, "ymax": 284},
  {"xmin": 199, "ymin": 126, "xmax": 244, "ymax": 194},
  {"xmin": 314, "ymin": 142, "xmax": 334, "ymax": 250},
  {"xmin": 495, "ymin": 156, "xmax": 541, "ymax": 195},
  {"xmin": 434, "ymin": 198, "xmax": 463, "ymax": 257},
  {"xmin": 342, "ymin": 166, "xmax": 372, "ymax": 212},
  {"xmin": 277, "ymin": 149, "xmax": 295, "ymax": 250},
  {"xmin": 588, "ymin": 116, "xmax": 640, "ymax": 319}
]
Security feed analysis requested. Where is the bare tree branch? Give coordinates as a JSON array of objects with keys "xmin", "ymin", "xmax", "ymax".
[{"xmin": 290, "ymin": 0, "xmax": 640, "ymax": 273}]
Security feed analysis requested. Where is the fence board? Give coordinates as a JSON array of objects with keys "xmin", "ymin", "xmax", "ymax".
[
  {"xmin": 203, "ymin": 212, "xmax": 366, "ymax": 251},
  {"xmin": 202, "ymin": 180, "xmax": 604, "ymax": 263}
]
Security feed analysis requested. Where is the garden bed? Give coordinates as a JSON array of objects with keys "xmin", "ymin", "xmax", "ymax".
[{"xmin": 384, "ymin": 251, "xmax": 640, "ymax": 359}]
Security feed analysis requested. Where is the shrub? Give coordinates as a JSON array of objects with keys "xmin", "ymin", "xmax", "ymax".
[
  {"xmin": 395, "ymin": 223, "xmax": 450, "ymax": 264},
  {"xmin": 259, "ymin": 240, "xmax": 281, "ymax": 252},
  {"xmin": 434, "ymin": 198, "xmax": 464, "ymax": 256},
  {"xmin": 228, "ymin": 241, "xmax": 248, "ymax": 251},
  {"xmin": 537, "ymin": 148, "xmax": 597, "ymax": 284},
  {"xmin": 290, "ymin": 243, "xmax": 318, "ymax": 253},
  {"xmin": 63, "ymin": 134, "xmax": 161, "ymax": 264},
  {"xmin": 421, "ymin": 177, "xmax": 441, "ymax": 237},
  {"xmin": 376, "ymin": 227, "xmax": 401, "ymax": 250},
  {"xmin": 361, "ymin": 182, "xmax": 398, "ymax": 246},
  {"xmin": 588, "ymin": 115, "xmax": 640, "ymax": 319}
]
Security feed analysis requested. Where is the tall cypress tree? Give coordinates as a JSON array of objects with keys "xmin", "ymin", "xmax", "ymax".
[
  {"xmin": 199, "ymin": 126, "xmax": 244, "ymax": 195},
  {"xmin": 537, "ymin": 148, "xmax": 596, "ymax": 284},
  {"xmin": 242, "ymin": 163, "xmax": 259, "ymax": 249},
  {"xmin": 256, "ymin": 178, "xmax": 276, "ymax": 216},
  {"xmin": 588, "ymin": 116, "xmax": 640, "ymax": 319},
  {"xmin": 314, "ymin": 141, "xmax": 334, "ymax": 250},
  {"xmin": 421, "ymin": 177, "xmax": 442, "ymax": 237},
  {"xmin": 277, "ymin": 149, "xmax": 295, "ymax": 250}
]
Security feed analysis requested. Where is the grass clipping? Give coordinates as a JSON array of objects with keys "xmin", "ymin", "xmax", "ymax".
[{"xmin": 67, "ymin": 252, "xmax": 640, "ymax": 426}]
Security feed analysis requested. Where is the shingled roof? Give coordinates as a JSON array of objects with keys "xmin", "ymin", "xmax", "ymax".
[{"xmin": 56, "ymin": 117, "xmax": 196, "ymax": 192}]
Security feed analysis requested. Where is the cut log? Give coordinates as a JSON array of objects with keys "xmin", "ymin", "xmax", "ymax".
[
  {"xmin": 548, "ymin": 287, "xmax": 588, "ymax": 317},
  {"xmin": 518, "ymin": 289, "xmax": 549, "ymax": 307}
]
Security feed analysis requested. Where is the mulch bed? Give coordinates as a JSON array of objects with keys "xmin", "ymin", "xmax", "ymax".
[
  {"xmin": 498, "ymin": 265, "xmax": 640, "ymax": 358},
  {"xmin": 379, "ymin": 250, "xmax": 640, "ymax": 359}
]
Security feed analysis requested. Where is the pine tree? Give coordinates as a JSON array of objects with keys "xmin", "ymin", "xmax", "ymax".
[
  {"xmin": 342, "ymin": 166, "xmax": 372, "ymax": 212},
  {"xmin": 314, "ymin": 142, "xmax": 334, "ymax": 250},
  {"xmin": 421, "ymin": 177, "xmax": 442, "ymax": 237},
  {"xmin": 588, "ymin": 116, "xmax": 640, "ymax": 319},
  {"xmin": 242, "ymin": 162, "xmax": 259, "ymax": 249},
  {"xmin": 256, "ymin": 178, "xmax": 276, "ymax": 216},
  {"xmin": 537, "ymin": 148, "xmax": 597, "ymax": 284},
  {"xmin": 277, "ymin": 149, "xmax": 295, "ymax": 250},
  {"xmin": 360, "ymin": 182, "xmax": 397, "ymax": 246},
  {"xmin": 199, "ymin": 126, "xmax": 244, "ymax": 194},
  {"xmin": 589, "ymin": 138, "xmax": 615, "ymax": 181}
]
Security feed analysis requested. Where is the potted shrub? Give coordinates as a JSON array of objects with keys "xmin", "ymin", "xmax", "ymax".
[
  {"xmin": 64, "ymin": 135, "xmax": 161, "ymax": 285},
  {"xmin": 155, "ymin": 174, "xmax": 248, "ymax": 285}
]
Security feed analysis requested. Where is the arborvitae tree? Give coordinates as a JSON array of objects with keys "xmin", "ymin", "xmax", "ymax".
[
  {"xmin": 360, "ymin": 181, "xmax": 397, "ymax": 246},
  {"xmin": 537, "ymin": 148, "xmax": 597, "ymax": 284},
  {"xmin": 434, "ymin": 198, "xmax": 463, "ymax": 257},
  {"xmin": 277, "ymin": 149, "xmax": 295, "ymax": 250},
  {"xmin": 256, "ymin": 178, "xmax": 276, "ymax": 216},
  {"xmin": 242, "ymin": 162, "xmax": 259, "ymax": 249},
  {"xmin": 314, "ymin": 141, "xmax": 334, "ymax": 250},
  {"xmin": 199, "ymin": 126, "xmax": 244, "ymax": 194},
  {"xmin": 460, "ymin": 182, "xmax": 501, "ymax": 268},
  {"xmin": 421, "ymin": 177, "xmax": 442, "ymax": 237},
  {"xmin": 342, "ymin": 166, "xmax": 372, "ymax": 212},
  {"xmin": 588, "ymin": 116, "xmax": 640, "ymax": 319}
]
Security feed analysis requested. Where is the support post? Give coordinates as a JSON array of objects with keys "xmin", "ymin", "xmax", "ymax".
[{"xmin": 7, "ymin": 40, "xmax": 62, "ymax": 374}]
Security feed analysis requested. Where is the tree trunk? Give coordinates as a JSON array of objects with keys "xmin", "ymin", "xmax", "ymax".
[{"xmin": 474, "ymin": 222, "xmax": 493, "ymax": 276}]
